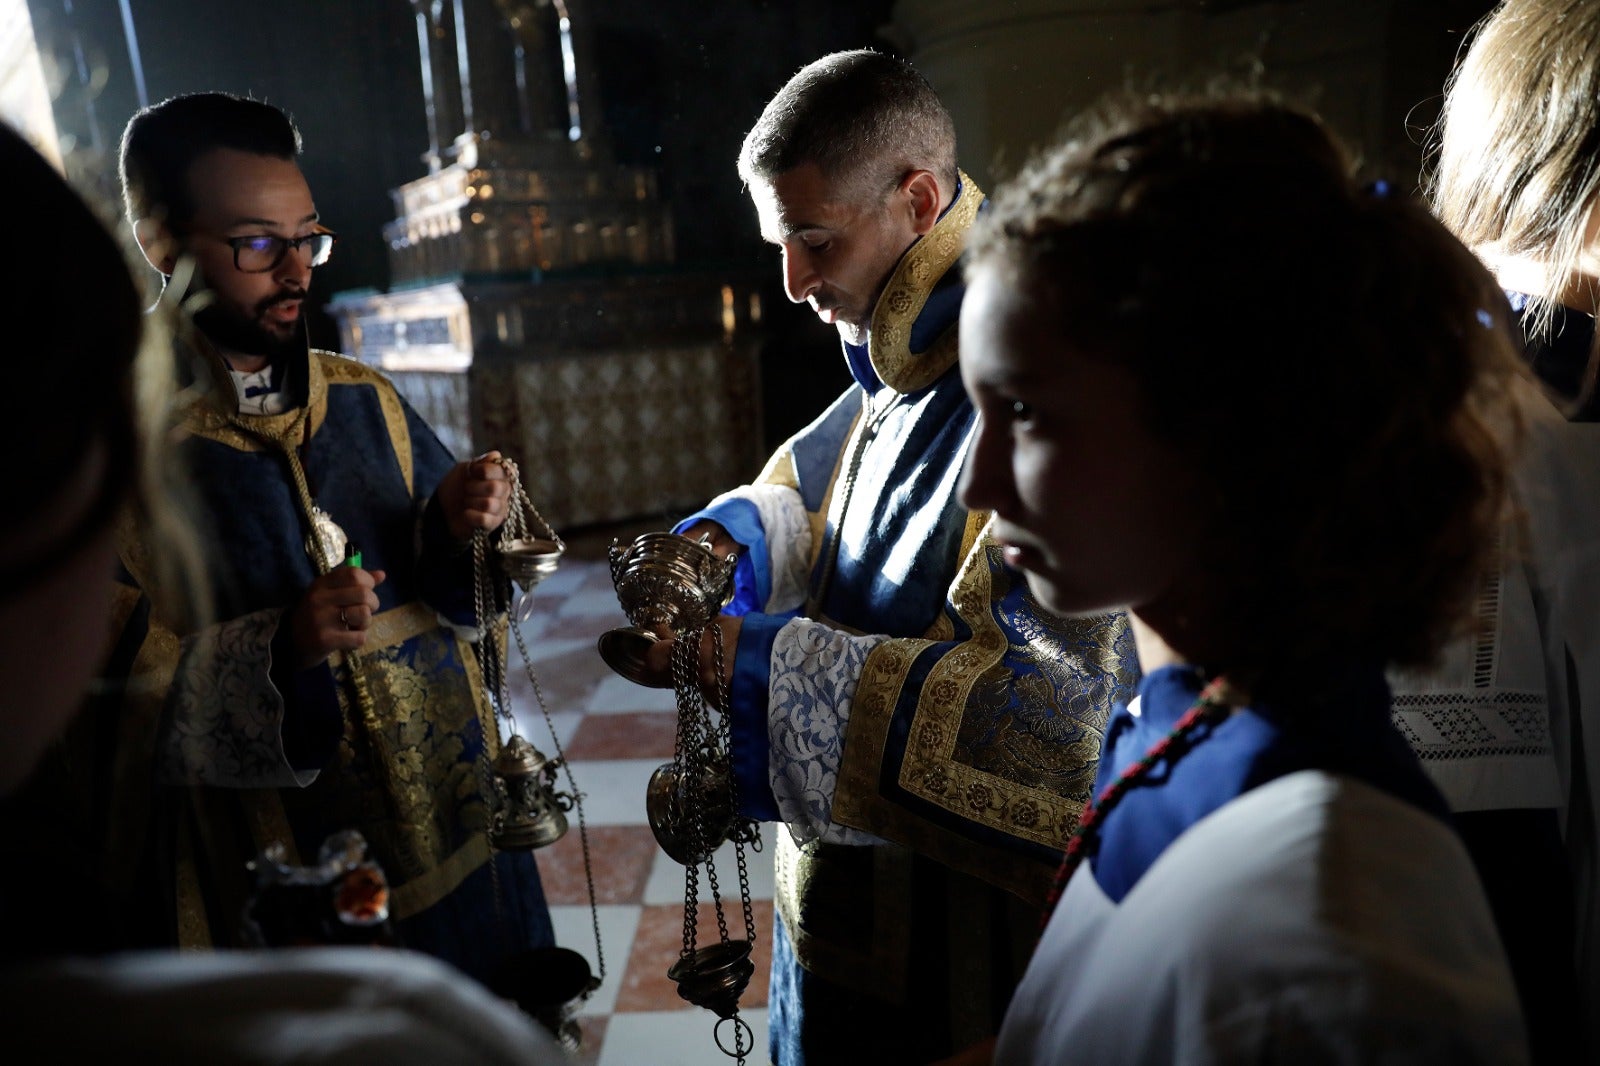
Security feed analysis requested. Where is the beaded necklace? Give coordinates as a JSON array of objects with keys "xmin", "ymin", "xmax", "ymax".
[{"xmin": 1041, "ymin": 675, "xmax": 1235, "ymax": 924}]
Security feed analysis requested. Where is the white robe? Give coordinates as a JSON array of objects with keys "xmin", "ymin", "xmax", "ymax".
[{"xmin": 996, "ymin": 771, "xmax": 1528, "ymax": 1065}]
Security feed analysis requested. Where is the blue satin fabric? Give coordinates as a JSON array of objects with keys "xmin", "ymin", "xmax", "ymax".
[{"xmin": 185, "ymin": 384, "xmax": 470, "ymax": 625}]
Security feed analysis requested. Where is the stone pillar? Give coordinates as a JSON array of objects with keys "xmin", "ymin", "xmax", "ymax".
[{"xmin": 887, "ymin": 0, "xmax": 1394, "ymax": 189}]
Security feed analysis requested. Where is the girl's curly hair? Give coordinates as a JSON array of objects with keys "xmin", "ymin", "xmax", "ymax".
[{"xmin": 968, "ymin": 93, "xmax": 1527, "ymax": 699}]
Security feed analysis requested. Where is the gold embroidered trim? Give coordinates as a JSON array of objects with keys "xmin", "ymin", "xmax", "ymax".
[
  {"xmin": 831, "ymin": 530, "xmax": 1086, "ymax": 904},
  {"xmin": 183, "ymin": 345, "xmax": 331, "ymax": 450},
  {"xmin": 867, "ymin": 172, "xmax": 982, "ymax": 394},
  {"xmin": 364, "ymin": 601, "xmax": 446, "ymax": 654},
  {"xmin": 389, "ymin": 832, "xmax": 492, "ymax": 919},
  {"xmin": 897, "ymin": 544, "xmax": 1075, "ymax": 851},
  {"xmin": 834, "ymin": 634, "xmax": 933, "ymax": 817},
  {"xmin": 774, "ymin": 834, "xmax": 914, "ymax": 1000}
]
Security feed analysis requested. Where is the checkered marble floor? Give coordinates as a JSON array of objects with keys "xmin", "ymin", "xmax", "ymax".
[{"xmin": 506, "ymin": 549, "xmax": 774, "ymax": 1066}]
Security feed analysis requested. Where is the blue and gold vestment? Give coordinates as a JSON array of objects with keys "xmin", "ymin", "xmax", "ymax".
[
  {"xmin": 65, "ymin": 335, "xmax": 551, "ymax": 980},
  {"xmin": 680, "ymin": 176, "xmax": 1137, "ymax": 1064}
]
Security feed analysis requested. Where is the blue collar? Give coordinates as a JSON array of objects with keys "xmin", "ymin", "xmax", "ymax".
[{"xmin": 1088, "ymin": 664, "xmax": 1451, "ymax": 902}]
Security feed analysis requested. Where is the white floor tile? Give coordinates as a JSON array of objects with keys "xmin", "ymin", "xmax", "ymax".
[
  {"xmin": 549, "ymin": 903, "xmax": 640, "ymax": 1018},
  {"xmin": 599, "ymin": 1008, "xmax": 769, "ymax": 1066},
  {"xmin": 643, "ymin": 836, "xmax": 777, "ymax": 907},
  {"xmin": 513, "ymin": 635, "xmax": 595, "ymax": 664},
  {"xmin": 495, "ymin": 709, "xmax": 581, "ymax": 752},
  {"xmin": 586, "ymin": 674, "xmax": 680, "ymax": 714},
  {"xmin": 565, "ymin": 758, "xmax": 662, "ymax": 825},
  {"xmin": 558, "ymin": 588, "xmax": 631, "ymax": 620}
]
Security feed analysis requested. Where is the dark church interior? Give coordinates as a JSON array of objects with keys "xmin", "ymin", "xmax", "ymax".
[{"xmin": 3, "ymin": 2, "xmax": 1595, "ymax": 1064}]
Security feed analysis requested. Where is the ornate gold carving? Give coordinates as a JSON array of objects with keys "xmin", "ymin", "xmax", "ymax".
[{"xmin": 866, "ymin": 172, "xmax": 983, "ymax": 394}]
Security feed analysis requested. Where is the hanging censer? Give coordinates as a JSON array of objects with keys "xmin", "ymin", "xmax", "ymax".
[
  {"xmin": 471, "ymin": 455, "xmax": 606, "ymax": 1052},
  {"xmin": 601, "ymin": 532, "xmax": 762, "ymax": 1064}
]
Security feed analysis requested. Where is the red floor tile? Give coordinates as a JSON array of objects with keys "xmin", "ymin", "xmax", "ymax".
[
  {"xmin": 615, "ymin": 899, "xmax": 774, "ymax": 1013},
  {"xmin": 506, "ymin": 644, "xmax": 609, "ymax": 713},
  {"xmin": 566, "ymin": 711, "xmax": 680, "ymax": 760},
  {"xmin": 536, "ymin": 824, "xmax": 659, "ymax": 905},
  {"xmin": 571, "ymin": 1016, "xmax": 607, "ymax": 1065}
]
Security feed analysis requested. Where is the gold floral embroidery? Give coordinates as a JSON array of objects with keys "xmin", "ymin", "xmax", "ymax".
[{"xmin": 865, "ymin": 172, "xmax": 983, "ymax": 394}]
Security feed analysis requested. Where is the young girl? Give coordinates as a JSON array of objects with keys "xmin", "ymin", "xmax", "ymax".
[{"xmin": 958, "ymin": 97, "xmax": 1530, "ymax": 1062}]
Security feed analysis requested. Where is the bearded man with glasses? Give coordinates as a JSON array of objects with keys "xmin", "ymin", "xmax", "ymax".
[{"xmin": 12, "ymin": 92, "xmax": 558, "ymax": 984}]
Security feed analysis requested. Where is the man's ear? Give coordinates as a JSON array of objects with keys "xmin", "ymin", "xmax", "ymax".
[
  {"xmin": 132, "ymin": 216, "xmax": 178, "ymax": 275},
  {"xmin": 901, "ymin": 169, "xmax": 945, "ymax": 236}
]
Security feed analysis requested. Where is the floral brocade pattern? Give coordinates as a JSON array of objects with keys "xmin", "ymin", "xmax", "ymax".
[
  {"xmin": 729, "ymin": 482, "xmax": 813, "ymax": 613},
  {"xmin": 906, "ymin": 550, "xmax": 1130, "ymax": 848},
  {"xmin": 282, "ymin": 627, "xmax": 493, "ymax": 896},
  {"xmin": 161, "ymin": 607, "xmax": 314, "ymax": 789}
]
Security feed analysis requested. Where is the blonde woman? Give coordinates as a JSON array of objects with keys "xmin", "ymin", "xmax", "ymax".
[{"xmin": 1388, "ymin": 2, "xmax": 1600, "ymax": 1058}]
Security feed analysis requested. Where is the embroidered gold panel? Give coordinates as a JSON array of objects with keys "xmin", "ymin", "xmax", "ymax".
[{"xmin": 833, "ymin": 534, "xmax": 1129, "ymax": 904}]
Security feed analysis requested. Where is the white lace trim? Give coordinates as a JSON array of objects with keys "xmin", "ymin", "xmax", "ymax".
[
  {"xmin": 1389, "ymin": 536, "xmax": 1557, "ymax": 812},
  {"xmin": 768, "ymin": 617, "xmax": 889, "ymax": 845},
  {"xmin": 708, "ymin": 483, "xmax": 811, "ymax": 613},
  {"xmin": 160, "ymin": 607, "xmax": 318, "ymax": 789}
]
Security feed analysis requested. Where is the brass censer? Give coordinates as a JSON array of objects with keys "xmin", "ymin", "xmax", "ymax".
[
  {"xmin": 602, "ymin": 530, "xmax": 761, "ymax": 1063},
  {"xmin": 472, "ymin": 456, "xmax": 605, "ymax": 1053}
]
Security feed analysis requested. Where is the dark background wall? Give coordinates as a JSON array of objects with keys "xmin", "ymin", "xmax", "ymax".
[{"xmin": 27, "ymin": 0, "xmax": 1493, "ymax": 449}]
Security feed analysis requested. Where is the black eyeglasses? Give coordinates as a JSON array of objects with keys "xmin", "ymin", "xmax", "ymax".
[{"xmin": 220, "ymin": 228, "xmax": 337, "ymax": 273}]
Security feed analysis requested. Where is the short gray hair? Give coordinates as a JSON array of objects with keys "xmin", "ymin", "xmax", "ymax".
[{"xmin": 738, "ymin": 50, "xmax": 957, "ymax": 202}]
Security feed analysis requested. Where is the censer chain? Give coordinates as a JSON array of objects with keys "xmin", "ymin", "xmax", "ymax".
[
  {"xmin": 675, "ymin": 623, "xmax": 754, "ymax": 1064},
  {"xmin": 469, "ymin": 455, "xmax": 605, "ymax": 983},
  {"xmin": 510, "ymin": 612, "xmax": 605, "ymax": 984},
  {"xmin": 672, "ymin": 629, "xmax": 704, "ymax": 964},
  {"xmin": 710, "ymin": 630, "xmax": 758, "ymax": 946}
]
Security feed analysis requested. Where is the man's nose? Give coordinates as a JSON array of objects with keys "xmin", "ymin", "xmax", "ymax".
[
  {"xmin": 782, "ymin": 244, "xmax": 819, "ymax": 304},
  {"xmin": 274, "ymin": 244, "xmax": 314, "ymax": 286}
]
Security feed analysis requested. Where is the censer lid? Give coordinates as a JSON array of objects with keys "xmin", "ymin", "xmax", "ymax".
[{"xmin": 492, "ymin": 734, "xmax": 551, "ymax": 778}]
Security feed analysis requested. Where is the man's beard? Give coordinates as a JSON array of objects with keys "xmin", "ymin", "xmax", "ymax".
[{"xmin": 193, "ymin": 292, "xmax": 305, "ymax": 363}]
